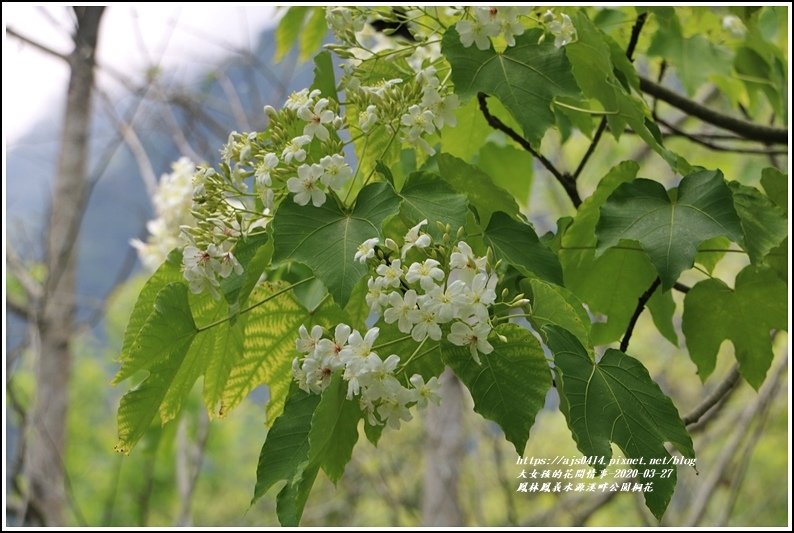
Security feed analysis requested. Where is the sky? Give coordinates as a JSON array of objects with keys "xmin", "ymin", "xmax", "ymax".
[{"xmin": 3, "ymin": 4, "xmax": 279, "ymax": 144}]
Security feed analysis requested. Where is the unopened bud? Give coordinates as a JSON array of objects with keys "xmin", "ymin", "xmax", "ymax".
[
  {"xmin": 332, "ymin": 116, "xmax": 344, "ymax": 129},
  {"xmin": 512, "ymin": 298, "xmax": 530, "ymax": 308},
  {"xmin": 263, "ymin": 105, "xmax": 277, "ymax": 118},
  {"xmin": 384, "ymin": 238, "xmax": 399, "ymax": 252},
  {"xmin": 497, "ymin": 333, "xmax": 508, "ymax": 343},
  {"xmin": 456, "ymin": 226, "xmax": 465, "ymax": 239}
]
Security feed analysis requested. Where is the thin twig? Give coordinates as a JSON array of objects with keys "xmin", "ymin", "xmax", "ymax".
[
  {"xmin": 656, "ymin": 116, "xmax": 789, "ymax": 155},
  {"xmin": 639, "ymin": 76, "xmax": 788, "ymax": 144},
  {"xmin": 7, "ymin": 27, "xmax": 69, "ymax": 62},
  {"xmin": 477, "ymin": 92, "xmax": 581, "ymax": 207},
  {"xmin": 620, "ymin": 277, "xmax": 661, "ymax": 352}
]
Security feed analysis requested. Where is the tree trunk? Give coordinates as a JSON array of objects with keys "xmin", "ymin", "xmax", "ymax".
[
  {"xmin": 23, "ymin": 7, "xmax": 104, "ymax": 526},
  {"xmin": 421, "ymin": 368, "xmax": 465, "ymax": 526}
]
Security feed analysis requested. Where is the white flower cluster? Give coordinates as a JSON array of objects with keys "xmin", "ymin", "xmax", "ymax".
[
  {"xmin": 456, "ymin": 7, "xmax": 530, "ymax": 50},
  {"xmin": 542, "ymin": 10, "xmax": 577, "ymax": 48},
  {"xmin": 131, "ymin": 157, "xmax": 196, "ymax": 271},
  {"xmin": 181, "ymin": 241, "xmax": 243, "ymax": 298},
  {"xmin": 399, "ymin": 67, "xmax": 460, "ymax": 155},
  {"xmin": 292, "ymin": 323, "xmax": 441, "ymax": 429}
]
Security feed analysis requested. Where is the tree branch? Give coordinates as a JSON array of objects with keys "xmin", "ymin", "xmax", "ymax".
[
  {"xmin": 6, "ymin": 27, "xmax": 69, "ymax": 63},
  {"xmin": 477, "ymin": 92, "xmax": 581, "ymax": 207},
  {"xmin": 654, "ymin": 116, "xmax": 788, "ymax": 155},
  {"xmin": 639, "ymin": 76, "xmax": 788, "ymax": 144},
  {"xmin": 683, "ymin": 365, "xmax": 742, "ymax": 426},
  {"xmin": 620, "ymin": 277, "xmax": 661, "ymax": 352},
  {"xmin": 572, "ymin": 12, "xmax": 647, "ymax": 181}
]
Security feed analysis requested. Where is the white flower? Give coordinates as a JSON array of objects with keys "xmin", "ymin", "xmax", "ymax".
[
  {"xmin": 255, "ymin": 152, "xmax": 279, "ymax": 187},
  {"xmin": 422, "ymin": 91, "xmax": 460, "ymax": 130},
  {"xmin": 496, "ymin": 8, "xmax": 526, "ymax": 46},
  {"xmin": 376, "ymin": 259, "xmax": 404, "ymax": 288},
  {"xmin": 722, "ymin": 15, "xmax": 746, "ymax": 38},
  {"xmin": 319, "ymin": 154, "xmax": 353, "ymax": 190},
  {"xmin": 447, "ymin": 321, "xmax": 493, "ymax": 364},
  {"xmin": 281, "ymin": 135, "xmax": 311, "ymax": 164},
  {"xmin": 359, "ymin": 104, "xmax": 378, "ymax": 132},
  {"xmin": 216, "ymin": 245, "xmax": 244, "ymax": 278},
  {"xmin": 548, "ymin": 13, "xmax": 576, "ymax": 48},
  {"xmin": 365, "ymin": 276, "xmax": 389, "ymax": 313},
  {"xmin": 355, "ymin": 237, "xmax": 379, "ymax": 263},
  {"xmin": 401, "ymin": 219, "xmax": 432, "ymax": 258},
  {"xmin": 326, "ymin": 6, "xmax": 366, "ymax": 36},
  {"xmin": 361, "ymin": 78, "xmax": 402, "ymax": 98},
  {"xmin": 383, "ymin": 289, "xmax": 419, "ymax": 334},
  {"xmin": 400, "ymin": 104, "xmax": 436, "ymax": 139},
  {"xmin": 284, "ymin": 88, "xmax": 321, "ymax": 113},
  {"xmin": 377, "ymin": 392, "xmax": 414, "ymax": 430},
  {"xmin": 422, "ymin": 280, "xmax": 467, "ymax": 323},
  {"xmin": 410, "ymin": 374, "xmax": 441, "ymax": 408},
  {"xmin": 409, "ymin": 308, "xmax": 443, "ymax": 342},
  {"xmin": 405, "ymin": 259, "xmax": 444, "ymax": 290},
  {"xmin": 316, "ymin": 323, "xmax": 351, "ymax": 370},
  {"xmin": 450, "ymin": 241, "xmax": 486, "ymax": 282},
  {"xmin": 287, "ymin": 164, "xmax": 326, "ymax": 207},
  {"xmin": 301, "ymin": 354, "xmax": 335, "ymax": 394},
  {"xmin": 467, "ymin": 272, "xmax": 498, "ymax": 306},
  {"xmin": 298, "ymin": 98, "xmax": 336, "ymax": 141},
  {"xmin": 296, "ymin": 324, "xmax": 324, "ymax": 355},
  {"xmin": 457, "ymin": 18, "xmax": 493, "ymax": 50},
  {"xmin": 341, "ymin": 327, "xmax": 380, "ymax": 361}
]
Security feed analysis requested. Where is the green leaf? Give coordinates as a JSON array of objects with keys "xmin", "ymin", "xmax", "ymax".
[
  {"xmin": 272, "ymin": 182, "xmax": 401, "ymax": 307},
  {"xmin": 201, "ymin": 312, "xmax": 247, "ymax": 419},
  {"xmin": 729, "ymin": 181, "xmax": 788, "ymax": 264},
  {"xmin": 646, "ymin": 289, "xmax": 679, "ymax": 347},
  {"xmin": 442, "ymin": 324, "xmax": 551, "ymax": 455},
  {"xmin": 484, "ymin": 212, "xmax": 563, "ymax": 285},
  {"xmin": 682, "ymin": 265, "xmax": 787, "ymax": 389},
  {"xmin": 299, "ymin": 7, "xmax": 328, "ymax": 63},
  {"xmin": 220, "ymin": 281, "xmax": 347, "ymax": 423},
  {"xmin": 760, "ymin": 167, "xmax": 787, "ymax": 214},
  {"xmin": 443, "ymin": 27, "xmax": 580, "ymax": 145},
  {"xmin": 524, "ymin": 278, "xmax": 591, "ymax": 352},
  {"xmin": 253, "ymin": 384, "xmax": 320, "ymax": 503},
  {"xmin": 343, "ymin": 277, "xmax": 370, "ymax": 331},
  {"xmin": 306, "ymin": 374, "xmax": 362, "ymax": 483},
  {"xmin": 695, "ymin": 236, "xmax": 732, "ymax": 274},
  {"xmin": 276, "ymin": 464, "xmax": 319, "ymax": 527},
  {"xmin": 596, "ymin": 170, "xmax": 744, "ymax": 289},
  {"xmin": 566, "ymin": 13, "xmax": 688, "ymax": 172},
  {"xmin": 119, "ymin": 249, "xmax": 183, "ymax": 368},
  {"xmin": 274, "ymin": 7, "xmax": 310, "ymax": 62},
  {"xmin": 374, "ymin": 321, "xmax": 444, "ymax": 381},
  {"xmin": 439, "ymin": 98, "xmax": 491, "ymax": 161},
  {"xmin": 476, "ymin": 143, "xmax": 534, "ymax": 208},
  {"xmin": 398, "ymin": 171, "xmax": 468, "ymax": 239},
  {"xmin": 437, "ymin": 153, "xmax": 519, "ymax": 226},
  {"xmin": 115, "ymin": 283, "xmax": 197, "ymax": 453},
  {"xmin": 221, "ymin": 232, "xmax": 271, "ymax": 317},
  {"xmin": 310, "ymin": 50, "xmax": 337, "ymax": 101},
  {"xmin": 545, "ymin": 325, "xmax": 694, "ymax": 520}
]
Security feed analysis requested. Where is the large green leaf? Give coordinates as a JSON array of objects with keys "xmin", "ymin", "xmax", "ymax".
[
  {"xmin": 442, "ymin": 324, "xmax": 551, "ymax": 455},
  {"xmin": 253, "ymin": 384, "xmax": 320, "ymax": 503},
  {"xmin": 545, "ymin": 326, "xmax": 694, "ymax": 520},
  {"xmin": 566, "ymin": 13, "xmax": 687, "ymax": 172},
  {"xmin": 220, "ymin": 281, "xmax": 347, "ymax": 423},
  {"xmin": 115, "ymin": 283, "xmax": 197, "ymax": 453},
  {"xmin": 484, "ymin": 212, "xmax": 563, "ymax": 285},
  {"xmin": 596, "ymin": 170, "xmax": 744, "ymax": 289},
  {"xmin": 119, "ymin": 249, "xmax": 183, "ymax": 369},
  {"xmin": 729, "ymin": 181, "xmax": 788, "ymax": 264},
  {"xmin": 439, "ymin": 98, "xmax": 491, "ymax": 161},
  {"xmin": 437, "ymin": 153, "xmax": 520, "ymax": 226},
  {"xmin": 682, "ymin": 265, "xmax": 787, "ymax": 389},
  {"xmin": 523, "ymin": 278, "xmax": 591, "ymax": 351},
  {"xmin": 306, "ymin": 374, "xmax": 362, "ymax": 483},
  {"xmin": 442, "ymin": 27, "xmax": 580, "ymax": 145},
  {"xmin": 398, "ymin": 171, "xmax": 468, "ymax": 239},
  {"xmin": 274, "ymin": 7, "xmax": 310, "ymax": 62},
  {"xmin": 310, "ymin": 50, "xmax": 337, "ymax": 101},
  {"xmin": 476, "ymin": 142, "xmax": 533, "ymax": 208},
  {"xmin": 760, "ymin": 167, "xmax": 787, "ymax": 214},
  {"xmin": 272, "ymin": 182, "xmax": 401, "ymax": 307},
  {"xmin": 298, "ymin": 7, "xmax": 328, "ymax": 63}
]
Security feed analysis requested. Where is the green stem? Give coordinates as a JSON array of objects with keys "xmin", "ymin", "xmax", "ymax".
[
  {"xmin": 553, "ymin": 100, "xmax": 618, "ymax": 115},
  {"xmin": 373, "ymin": 334, "xmax": 413, "ymax": 350},
  {"xmin": 493, "ymin": 313, "xmax": 534, "ymax": 323},
  {"xmin": 398, "ymin": 335, "xmax": 428, "ymax": 370},
  {"xmin": 196, "ymin": 277, "xmax": 315, "ymax": 332}
]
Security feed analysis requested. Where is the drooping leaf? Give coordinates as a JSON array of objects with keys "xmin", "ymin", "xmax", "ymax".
[
  {"xmin": 119, "ymin": 249, "xmax": 183, "ymax": 367},
  {"xmin": 437, "ymin": 153, "xmax": 520, "ymax": 226},
  {"xmin": 476, "ymin": 142, "xmax": 534, "ymax": 208},
  {"xmin": 306, "ymin": 374, "xmax": 362, "ymax": 483},
  {"xmin": 760, "ymin": 167, "xmax": 787, "ymax": 213},
  {"xmin": 443, "ymin": 27, "xmax": 580, "ymax": 145},
  {"xmin": 397, "ymin": 171, "xmax": 468, "ymax": 239},
  {"xmin": 274, "ymin": 7, "xmax": 310, "ymax": 62},
  {"xmin": 201, "ymin": 311, "xmax": 247, "ymax": 419},
  {"xmin": 484, "ymin": 212, "xmax": 563, "ymax": 285},
  {"xmin": 596, "ymin": 170, "xmax": 744, "ymax": 289},
  {"xmin": 566, "ymin": 13, "xmax": 688, "ymax": 172},
  {"xmin": 272, "ymin": 182, "xmax": 401, "ymax": 307},
  {"xmin": 115, "ymin": 283, "xmax": 198, "ymax": 453},
  {"xmin": 310, "ymin": 50, "xmax": 337, "ymax": 101},
  {"xmin": 253, "ymin": 384, "xmax": 320, "ymax": 503},
  {"xmin": 299, "ymin": 7, "xmax": 329, "ymax": 63},
  {"xmin": 682, "ymin": 265, "xmax": 787, "ymax": 389},
  {"xmin": 220, "ymin": 232, "xmax": 271, "ymax": 317},
  {"xmin": 442, "ymin": 324, "xmax": 551, "ymax": 455},
  {"xmin": 545, "ymin": 325, "xmax": 695, "ymax": 520},
  {"xmin": 646, "ymin": 289, "xmax": 679, "ymax": 347},
  {"xmin": 276, "ymin": 463, "xmax": 319, "ymax": 527},
  {"xmin": 729, "ymin": 181, "xmax": 788, "ymax": 264},
  {"xmin": 523, "ymin": 278, "xmax": 592, "ymax": 352},
  {"xmin": 220, "ymin": 281, "xmax": 347, "ymax": 423}
]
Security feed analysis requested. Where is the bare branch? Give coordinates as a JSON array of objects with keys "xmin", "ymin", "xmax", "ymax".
[
  {"xmin": 6, "ymin": 27, "xmax": 69, "ymax": 62},
  {"xmin": 620, "ymin": 277, "xmax": 661, "ymax": 353},
  {"xmin": 683, "ymin": 365, "xmax": 741, "ymax": 426}
]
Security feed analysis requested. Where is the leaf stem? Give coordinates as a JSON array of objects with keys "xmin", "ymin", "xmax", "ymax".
[
  {"xmin": 373, "ymin": 334, "xmax": 413, "ymax": 350},
  {"xmin": 196, "ymin": 277, "xmax": 315, "ymax": 332},
  {"xmin": 398, "ymin": 335, "xmax": 428, "ymax": 371}
]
